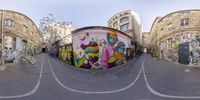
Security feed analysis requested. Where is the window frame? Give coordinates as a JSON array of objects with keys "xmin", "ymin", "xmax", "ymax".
[
  {"xmin": 120, "ymin": 24, "xmax": 129, "ymax": 32},
  {"xmin": 4, "ymin": 19, "xmax": 15, "ymax": 27},
  {"xmin": 113, "ymin": 21, "xmax": 118, "ymax": 27},
  {"xmin": 120, "ymin": 17, "xmax": 129, "ymax": 23},
  {"xmin": 180, "ymin": 18, "xmax": 189, "ymax": 26}
]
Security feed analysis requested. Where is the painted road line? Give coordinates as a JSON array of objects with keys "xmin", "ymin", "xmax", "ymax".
[
  {"xmin": 0, "ymin": 54, "xmax": 44, "ymax": 99},
  {"xmin": 142, "ymin": 56, "xmax": 200, "ymax": 99},
  {"xmin": 48, "ymin": 58, "xmax": 143, "ymax": 94}
]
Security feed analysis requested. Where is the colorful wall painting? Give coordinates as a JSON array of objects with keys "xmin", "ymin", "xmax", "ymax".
[
  {"xmin": 160, "ymin": 32, "xmax": 200, "ymax": 65},
  {"xmin": 72, "ymin": 27, "xmax": 133, "ymax": 70},
  {"xmin": 59, "ymin": 44, "xmax": 73, "ymax": 65}
]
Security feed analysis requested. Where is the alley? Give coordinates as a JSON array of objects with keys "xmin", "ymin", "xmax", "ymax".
[{"xmin": 1, "ymin": 53, "xmax": 200, "ymax": 100}]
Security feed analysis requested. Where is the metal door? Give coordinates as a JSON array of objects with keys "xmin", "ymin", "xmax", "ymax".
[{"xmin": 178, "ymin": 42, "xmax": 189, "ymax": 64}]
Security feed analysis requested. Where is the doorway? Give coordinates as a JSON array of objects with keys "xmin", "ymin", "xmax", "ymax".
[
  {"xmin": 178, "ymin": 42, "xmax": 189, "ymax": 64},
  {"xmin": 42, "ymin": 48, "xmax": 46, "ymax": 52}
]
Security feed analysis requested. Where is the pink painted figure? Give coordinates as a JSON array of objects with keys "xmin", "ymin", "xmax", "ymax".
[
  {"xmin": 101, "ymin": 44, "xmax": 113, "ymax": 70},
  {"xmin": 101, "ymin": 31, "xmax": 118, "ymax": 70}
]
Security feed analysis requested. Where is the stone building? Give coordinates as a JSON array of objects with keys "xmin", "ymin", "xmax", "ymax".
[
  {"xmin": 149, "ymin": 17, "xmax": 162, "ymax": 57},
  {"xmin": 149, "ymin": 9, "xmax": 200, "ymax": 65},
  {"xmin": 43, "ymin": 22, "xmax": 75, "ymax": 56},
  {"xmin": 107, "ymin": 10, "xmax": 142, "ymax": 45},
  {"xmin": 0, "ymin": 10, "xmax": 42, "ymax": 63},
  {"xmin": 43, "ymin": 22, "xmax": 75, "ymax": 45},
  {"xmin": 141, "ymin": 32, "xmax": 150, "ymax": 48}
]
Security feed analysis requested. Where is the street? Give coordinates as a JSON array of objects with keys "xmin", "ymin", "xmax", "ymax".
[{"xmin": 0, "ymin": 53, "xmax": 200, "ymax": 100}]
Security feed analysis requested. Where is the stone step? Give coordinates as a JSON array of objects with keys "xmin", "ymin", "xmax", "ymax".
[
  {"xmin": 22, "ymin": 56, "xmax": 37, "ymax": 65},
  {"xmin": 30, "ymin": 60, "xmax": 37, "ymax": 64}
]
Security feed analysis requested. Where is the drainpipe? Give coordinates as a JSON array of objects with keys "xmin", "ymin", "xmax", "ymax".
[
  {"xmin": 158, "ymin": 31, "xmax": 160, "ymax": 59},
  {"xmin": 1, "ymin": 10, "xmax": 4, "ymax": 65}
]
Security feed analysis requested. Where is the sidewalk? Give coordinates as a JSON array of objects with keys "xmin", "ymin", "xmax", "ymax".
[
  {"xmin": 0, "ymin": 54, "xmax": 43, "ymax": 96},
  {"xmin": 0, "ymin": 54, "xmax": 42, "ymax": 81}
]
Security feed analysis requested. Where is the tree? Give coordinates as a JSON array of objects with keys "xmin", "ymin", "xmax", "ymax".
[
  {"xmin": 39, "ymin": 14, "xmax": 56, "ymax": 34},
  {"xmin": 39, "ymin": 14, "xmax": 74, "ymax": 55}
]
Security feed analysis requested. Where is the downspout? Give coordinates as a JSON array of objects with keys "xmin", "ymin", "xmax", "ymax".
[{"xmin": 1, "ymin": 10, "xmax": 4, "ymax": 65}]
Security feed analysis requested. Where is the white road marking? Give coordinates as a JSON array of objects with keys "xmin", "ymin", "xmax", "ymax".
[
  {"xmin": 0, "ymin": 54, "xmax": 44, "ymax": 99},
  {"xmin": 142, "ymin": 56, "xmax": 200, "ymax": 99},
  {"xmin": 48, "ymin": 58, "xmax": 143, "ymax": 94}
]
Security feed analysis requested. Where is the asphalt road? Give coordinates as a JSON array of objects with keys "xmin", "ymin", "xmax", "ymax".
[{"xmin": 0, "ymin": 53, "xmax": 200, "ymax": 100}]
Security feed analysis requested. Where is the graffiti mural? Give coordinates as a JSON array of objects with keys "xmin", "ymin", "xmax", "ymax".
[
  {"xmin": 3, "ymin": 36, "xmax": 22, "ymax": 63},
  {"xmin": 190, "ymin": 35, "xmax": 200, "ymax": 65},
  {"xmin": 59, "ymin": 44, "xmax": 73, "ymax": 65},
  {"xmin": 161, "ymin": 32, "xmax": 200, "ymax": 65},
  {"xmin": 163, "ymin": 48, "xmax": 177, "ymax": 62},
  {"xmin": 72, "ymin": 27, "xmax": 132, "ymax": 70}
]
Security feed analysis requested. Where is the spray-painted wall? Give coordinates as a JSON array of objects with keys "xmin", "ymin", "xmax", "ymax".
[
  {"xmin": 72, "ymin": 27, "xmax": 133, "ymax": 70},
  {"xmin": 160, "ymin": 32, "xmax": 200, "ymax": 65},
  {"xmin": 3, "ymin": 36, "xmax": 25, "ymax": 63},
  {"xmin": 59, "ymin": 44, "xmax": 73, "ymax": 65}
]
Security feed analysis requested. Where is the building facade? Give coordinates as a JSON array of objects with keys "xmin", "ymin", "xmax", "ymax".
[
  {"xmin": 107, "ymin": 10, "xmax": 142, "ymax": 45},
  {"xmin": 44, "ymin": 22, "xmax": 75, "ymax": 56},
  {"xmin": 44, "ymin": 22, "xmax": 74, "ymax": 47},
  {"xmin": 0, "ymin": 10, "xmax": 42, "ymax": 63},
  {"xmin": 149, "ymin": 9, "xmax": 200, "ymax": 66},
  {"xmin": 141, "ymin": 32, "xmax": 150, "ymax": 48},
  {"xmin": 148, "ymin": 17, "xmax": 162, "ymax": 56}
]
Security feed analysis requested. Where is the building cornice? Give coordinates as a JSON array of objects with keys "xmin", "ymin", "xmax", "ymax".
[
  {"xmin": 158, "ymin": 9, "xmax": 200, "ymax": 23},
  {"xmin": 107, "ymin": 10, "xmax": 132, "ymax": 23}
]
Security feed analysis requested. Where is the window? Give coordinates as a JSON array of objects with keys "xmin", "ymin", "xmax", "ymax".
[
  {"xmin": 119, "ymin": 14, "xmax": 123, "ymax": 17},
  {"xmin": 4, "ymin": 19, "xmax": 14, "ymax": 27},
  {"xmin": 4, "ymin": 36, "xmax": 14, "ymax": 49},
  {"xmin": 24, "ymin": 17, "xmax": 29, "ymax": 22},
  {"xmin": 120, "ymin": 24, "xmax": 129, "ymax": 32},
  {"xmin": 124, "ymin": 12, "xmax": 129, "ymax": 15},
  {"xmin": 30, "ymin": 32, "xmax": 34, "ymax": 36},
  {"xmin": 160, "ymin": 27, "xmax": 164, "ymax": 31},
  {"xmin": 167, "ymin": 23, "xmax": 173, "ymax": 31},
  {"xmin": 167, "ymin": 38, "xmax": 172, "ymax": 48},
  {"xmin": 181, "ymin": 18, "xmax": 189, "ymax": 26},
  {"xmin": 113, "ymin": 21, "xmax": 118, "ymax": 27},
  {"xmin": 120, "ymin": 17, "xmax": 129, "ymax": 23},
  {"xmin": 23, "ymin": 25, "xmax": 28, "ymax": 33}
]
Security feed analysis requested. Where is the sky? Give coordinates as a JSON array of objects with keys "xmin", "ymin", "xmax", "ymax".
[{"xmin": 0, "ymin": 0, "xmax": 200, "ymax": 32}]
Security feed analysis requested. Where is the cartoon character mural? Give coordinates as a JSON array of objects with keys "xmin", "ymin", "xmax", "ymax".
[
  {"xmin": 73, "ymin": 32, "xmax": 100, "ymax": 69},
  {"xmin": 101, "ymin": 31, "xmax": 117, "ymax": 69},
  {"xmin": 72, "ymin": 27, "xmax": 132, "ymax": 70}
]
